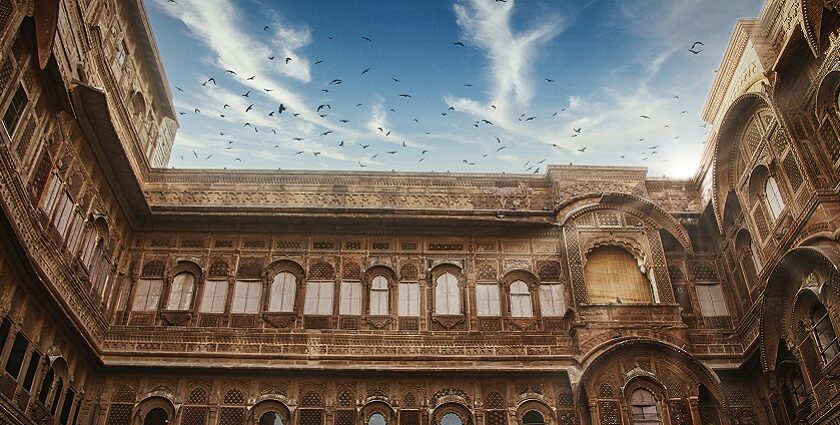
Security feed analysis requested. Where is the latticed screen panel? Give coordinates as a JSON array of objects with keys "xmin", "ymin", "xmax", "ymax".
[
  {"xmin": 751, "ymin": 206, "xmax": 770, "ymax": 240},
  {"xmin": 598, "ymin": 401, "xmax": 621, "ymax": 425},
  {"xmin": 335, "ymin": 409, "xmax": 356, "ymax": 425},
  {"xmin": 219, "ymin": 407, "xmax": 245, "ymax": 425},
  {"xmin": 399, "ymin": 410, "xmax": 420, "ymax": 425},
  {"xmin": 484, "ymin": 391, "xmax": 505, "ymax": 409},
  {"xmin": 782, "ymin": 154, "xmax": 804, "ymax": 192},
  {"xmin": 486, "ymin": 410, "xmax": 507, "ymax": 425},
  {"xmin": 0, "ymin": 1, "xmax": 13, "ymax": 39},
  {"xmin": 825, "ymin": 114, "xmax": 840, "ymax": 166},
  {"xmin": 669, "ymin": 400, "xmax": 691, "ymax": 425},
  {"xmin": 182, "ymin": 406, "xmax": 208, "ymax": 425},
  {"xmin": 105, "ymin": 403, "xmax": 132, "ymax": 425},
  {"xmin": 224, "ymin": 388, "xmax": 245, "ymax": 405},
  {"xmin": 742, "ymin": 118, "xmax": 763, "ymax": 159},
  {"xmin": 298, "ymin": 409, "xmax": 323, "ymax": 425}
]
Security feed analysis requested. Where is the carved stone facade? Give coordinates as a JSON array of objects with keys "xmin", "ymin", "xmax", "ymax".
[{"xmin": 0, "ymin": 0, "xmax": 837, "ymax": 424}]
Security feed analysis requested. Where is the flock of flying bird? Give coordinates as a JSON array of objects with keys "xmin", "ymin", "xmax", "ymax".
[{"xmin": 166, "ymin": 1, "xmax": 711, "ymax": 174}]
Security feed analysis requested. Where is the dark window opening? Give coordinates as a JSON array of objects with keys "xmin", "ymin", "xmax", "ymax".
[
  {"xmin": 22, "ymin": 351, "xmax": 39, "ymax": 391},
  {"xmin": 59, "ymin": 388, "xmax": 75, "ymax": 424},
  {"xmin": 4, "ymin": 332, "xmax": 27, "ymax": 378},
  {"xmin": 2, "ymin": 84, "xmax": 28, "ymax": 137},
  {"xmin": 38, "ymin": 367, "xmax": 54, "ymax": 404}
]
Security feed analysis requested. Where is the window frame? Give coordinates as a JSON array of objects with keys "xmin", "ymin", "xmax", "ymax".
[
  {"xmin": 368, "ymin": 275, "xmax": 390, "ymax": 316},
  {"xmin": 200, "ymin": 279, "xmax": 229, "ymax": 313},
  {"xmin": 304, "ymin": 281, "xmax": 334, "ymax": 315},
  {"xmin": 231, "ymin": 280, "xmax": 262, "ymax": 314},
  {"xmin": 339, "ymin": 280, "xmax": 362, "ymax": 316},
  {"xmin": 508, "ymin": 280, "xmax": 533, "ymax": 318},
  {"xmin": 475, "ymin": 282, "xmax": 501, "ymax": 317},
  {"xmin": 764, "ymin": 175, "xmax": 785, "ymax": 220},
  {"xmin": 695, "ymin": 282, "xmax": 730, "ymax": 317},
  {"xmin": 268, "ymin": 271, "xmax": 298, "ymax": 313},
  {"xmin": 434, "ymin": 272, "xmax": 461, "ymax": 315},
  {"xmin": 812, "ymin": 303, "xmax": 840, "ymax": 365},
  {"xmin": 538, "ymin": 283, "xmax": 566, "ymax": 317},
  {"xmin": 398, "ymin": 281, "xmax": 420, "ymax": 317},
  {"xmin": 132, "ymin": 278, "xmax": 163, "ymax": 312},
  {"xmin": 2, "ymin": 84, "xmax": 29, "ymax": 139}
]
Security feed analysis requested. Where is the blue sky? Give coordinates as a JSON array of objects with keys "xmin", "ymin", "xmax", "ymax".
[{"xmin": 148, "ymin": 0, "xmax": 764, "ymax": 178}]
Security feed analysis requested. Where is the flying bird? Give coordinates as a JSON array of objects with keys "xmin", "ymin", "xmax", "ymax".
[
  {"xmin": 545, "ymin": 79, "xmax": 556, "ymax": 83},
  {"xmin": 314, "ymin": 60, "xmax": 324, "ymax": 65},
  {"xmin": 640, "ymin": 115, "xmax": 650, "ymax": 119},
  {"xmin": 278, "ymin": 104, "xmax": 286, "ymax": 114},
  {"xmin": 399, "ymin": 94, "xmax": 412, "ymax": 98},
  {"xmin": 453, "ymin": 41, "xmax": 465, "ymax": 46},
  {"xmin": 175, "ymin": 86, "xmax": 184, "ymax": 92},
  {"xmin": 242, "ymin": 90, "xmax": 250, "ymax": 97},
  {"xmin": 246, "ymin": 104, "xmax": 254, "ymax": 112},
  {"xmin": 285, "ymin": 57, "xmax": 292, "ymax": 64},
  {"xmin": 361, "ymin": 36, "xmax": 373, "ymax": 43},
  {"xmin": 225, "ymin": 70, "xmax": 237, "ymax": 75},
  {"xmin": 320, "ymin": 131, "xmax": 333, "ymax": 136},
  {"xmin": 573, "ymin": 128, "xmax": 582, "ymax": 133},
  {"xmin": 202, "ymin": 78, "xmax": 216, "ymax": 86},
  {"xmin": 577, "ymin": 147, "xmax": 587, "ymax": 152},
  {"xmin": 317, "ymin": 104, "xmax": 331, "ymax": 112},
  {"xmin": 361, "ymin": 68, "xmax": 371, "ymax": 74}
]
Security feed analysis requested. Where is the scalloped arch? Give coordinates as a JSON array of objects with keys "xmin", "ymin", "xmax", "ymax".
[{"xmin": 556, "ymin": 193, "xmax": 692, "ymax": 254}]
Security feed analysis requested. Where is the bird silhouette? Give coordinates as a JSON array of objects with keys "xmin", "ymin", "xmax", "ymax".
[
  {"xmin": 453, "ymin": 41, "xmax": 465, "ymax": 46},
  {"xmin": 577, "ymin": 147, "xmax": 587, "ymax": 152},
  {"xmin": 202, "ymin": 78, "xmax": 216, "ymax": 86},
  {"xmin": 285, "ymin": 57, "xmax": 292, "ymax": 64},
  {"xmin": 246, "ymin": 104, "xmax": 254, "ymax": 112},
  {"xmin": 242, "ymin": 90, "xmax": 250, "ymax": 97},
  {"xmin": 361, "ymin": 36, "xmax": 373, "ymax": 43},
  {"xmin": 361, "ymin": 68, "xmax": 371, "ymax": 74}
]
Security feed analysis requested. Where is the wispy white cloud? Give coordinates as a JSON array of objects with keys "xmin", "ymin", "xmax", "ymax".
[{"xmin": 446, "ymin": 0, "xmax": 565, "ymax": 127}]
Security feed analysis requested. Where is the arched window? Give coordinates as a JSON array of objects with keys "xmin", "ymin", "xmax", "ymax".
[
  {"xmin": 584, "ymin": 246, "xmax": 653, "ymax": 304},
  {"xmin": 522, "ymin": 411, "xmax": 544, "ymax": 425},
  {"xmin": 368, "ymin": 413, "xmax": 387, "ymax": 425},
  {"xmin": 509, "ymin": 281, "xmax": 533, "ymax": 317},
  {"xmin": 812, "ymin": 302, "xmax": 840, "ymax": 364},
  {"xmin": 369, "ymin": 276, "xmax": 389, "ymax": 315},
  {"xmin": 785, "ymin": 367, "xmax": 807, "ymax": 407},
  {"xmin": 166, "ymin": 272, "xmax": 195, "ymax": 310},
  {"xmin": 435, "ymin": 272, "xmax": 461, "ymax": 315},
  {"xmin": 144, "ymin": 408, "xmax": 168, "ymax": 425},
  {"xmin": 629, "ymin": 389, "xmax": 660, "ymax": 424},
  {"xmin": 260, "ymin": 412, "xmax": 284, "ymax": 425},
  {"xmin": 764, "ymin": 176, "xmax": 785, "ymax": 220},
  {"xmin": 268, "ymin": 272, "xmax": 297, "ymax": 313},
  {"xmin": 440, "ymin": 413, "xmax": 463, "ymax": 425}
]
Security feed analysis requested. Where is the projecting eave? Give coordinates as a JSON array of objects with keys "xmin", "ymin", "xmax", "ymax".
[{"xmin": 71, "ymin": 83, "xmax": 151, "ymax": 225}]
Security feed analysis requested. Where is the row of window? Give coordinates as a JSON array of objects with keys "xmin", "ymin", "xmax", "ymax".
[
  {"xmin": 0, "ymin": 318, "xmax": 77, "ymax": 424},
  {"xmin": 132, "ymin": 271, "xmax": 568, "ymax": 318},
  {"xmin": 41, "ymin": 173, "xmax": 112, "ymax": 299}
]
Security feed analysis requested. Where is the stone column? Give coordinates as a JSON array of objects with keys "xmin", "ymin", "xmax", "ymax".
[
  {"xmin": 688, "ymin": 396, "xmax": 701, "ymax": 425},
  {"xmin": 588, "ymin": 401, "xmax": 600, "ymax": 425}
]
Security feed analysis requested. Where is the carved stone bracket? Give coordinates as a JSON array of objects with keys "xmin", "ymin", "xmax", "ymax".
[
  {"xmin": 365, "ymin": 316, "xmax": 391, "ymax": 330},
  {"xmin": 263, "ymin": 313, "xmax": 296, "ymax": 329},
  {"xmin": 431, "ymin": 315, "xmax": 465, "ymax": 330},
  {"xmin": 160, "ymin": 311, "xmax": 191, "ymax": 326}
]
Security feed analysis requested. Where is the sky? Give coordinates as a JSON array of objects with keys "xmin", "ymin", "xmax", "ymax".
[{"xmin": 148, "ymin": 0, "xmax": 765, "ymax": 178}]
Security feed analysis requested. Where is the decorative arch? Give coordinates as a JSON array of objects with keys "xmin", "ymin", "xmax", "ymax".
[
  {"xmin": 431, "ymin": 402, "xmax": 473, "ymax": 425},
  {"xmin": 516, "ymin": 399, "xmax": 556, "ymax": 425},
  {"xmin": 248, "ymin": 398, "xmax": 292, "ymax": 425},
  {"xmin": 711, "ymin": 91, "xmax": 774, "ymax": 233},
  {"xmin": 265, "ymin": 259, "xmax": 305, "ymax": 279},
  {"xmin": 581, "ymin": 235, "xmax": 648, "ymax": 267},
  {"xmin": 815, "ymin": 69, "xmax": 840, "ymax": 117},
  {"xmin": 576, "ymin": 337, "xmax": 729, "ymax": 416},
  {"xmin": 759, "ymin": 240, "xmax": 840, "ymax": 372},
  {"xmin": 360, "ymin": 400, "xmax": 397, "ymax": 425},
  {"xmin": 132, "ymin": 395, "xmax": 176, "ymax": 425},
  {"xmin": 363, "ymin": 265, "xmax": 397, "ymax": 282},
  {"xmin": 799, "ymin": 0, "xmax": 828, "ymax": 57},
  {"xmin": 556, "ymin": 193, "xmax": 692, "ymax": 254},
  {"xmin": 168, "ymin": 260, "xmax": 203, "ymax": 281},
  {"xmin": 501, "ymin": 269, "xmax": 539, "ymax": 288}
]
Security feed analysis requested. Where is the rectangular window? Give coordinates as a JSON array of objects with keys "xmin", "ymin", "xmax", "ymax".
[
  {"xmin": 475, "ymin": 283, "xmax": 501, "ymax": 316},
  {"xmin": 79, "ymin": 227, "xmax": 97, "ymax": 268},
  {"xmin": 339, "ymin": 281, "xmax": 361, "ymax": 315},
  {"xmin": 398, "ymin": 282, "xmax": 419, "ymax": 316},
  {"xmin": 165, "ymin": 273, "xmax": 194, "ymax": 310},
  {"xmin": 52, "ymin": 190, "xmax": 74, "ymax": 237},
  {"xmin": 22, "ymin": 351, "xmax": 39, "ymax": 391},
  {"xmin": 2, "ymin": 85, "xmax": 28, "ymax": 138},
  {"xmin": 304, "ymin": 281, "xmax": 334, "ymax": 315},
  {"xmin": 4, "ymin": 332, "xmax": 27, "ymax": 379},
  {"xmin": 231, "ymin": 280, "xmax": 261, "ymax": 314},
  {"xmin": 131, "ymin": 279, "xmax": 162, "ymax": 311},
  {"xmin": 41, "ymin": 174, "xmax": 62, "ymax": 215},
  {"xmin": 59, "ymin": 388, "xmax": 75, "ymax": 425},
  {"xmin": 65, "ymin": 213, "xmax": 84, "ymax": 254},
  {"xmin": 696, "ymin": 283, "xmax": 729, "ymax": 317},
  {"xmin": 200, "ymin": 280, "xmax": 228, "ymax": 313},
  {"xmin": 0, "ymin": 318, "xmax": 10, "ymax": 353},
  {"xmin": 539, "ymin": 284, "xmax": 566, "ymax": 316}
]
